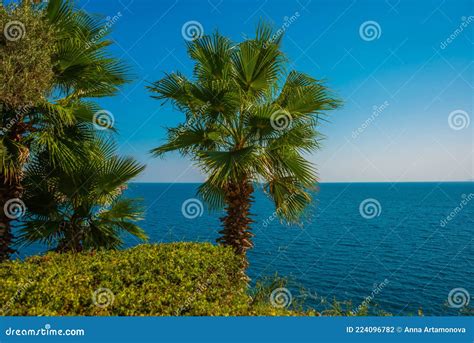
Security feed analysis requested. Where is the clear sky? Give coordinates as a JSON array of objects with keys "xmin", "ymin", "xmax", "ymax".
[{"xmin": 78, "ymin": 0, "xmax": 473, "ymax": 183}]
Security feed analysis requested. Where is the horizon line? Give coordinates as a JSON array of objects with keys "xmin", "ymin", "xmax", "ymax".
[{"xmin": 130, "ymin": 180, "xmax": 474, "ymax": 184}]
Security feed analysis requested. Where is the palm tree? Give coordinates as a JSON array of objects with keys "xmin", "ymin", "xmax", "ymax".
[
  {"xmin": 0, "ymin": 0, "xmax": 128, "ymax": 260},
  {"xmin": 19, "ymin": 137, "xmax": 147, "ymax": 252},
  {"xmin": 148, "ymin": 24, "xmax": 341, "ymax": 268}
]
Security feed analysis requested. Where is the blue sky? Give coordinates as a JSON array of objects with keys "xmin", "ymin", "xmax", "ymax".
[{"xmin": 78, "ymin": 0, "xmax": 473, "ymax": 182}]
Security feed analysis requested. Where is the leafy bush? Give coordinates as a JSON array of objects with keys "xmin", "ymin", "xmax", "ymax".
[
  {"xmin": 0, "ymin": 243, "xmax": 253, "ymax": 316},
  {"xmin": 0, "ymin": 243, "xmax": 391, "ymax": 316},
  {"xmin": 0, "ymin": 1, "xmax": 56, "ymax": 108}
]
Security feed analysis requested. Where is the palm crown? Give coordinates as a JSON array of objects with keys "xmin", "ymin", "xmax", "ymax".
[
  {"xmin": 149, "ymin": 24, "xmax": 340, "ymax": 265},
  {"xmin": 19, "ymin": 138, "xmax": 147, "ymax": 252}
]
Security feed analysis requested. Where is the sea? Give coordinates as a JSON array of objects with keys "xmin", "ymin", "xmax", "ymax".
[{"xmin": 16, "ymin": 182, "xmax": 474, "ymax": 316}]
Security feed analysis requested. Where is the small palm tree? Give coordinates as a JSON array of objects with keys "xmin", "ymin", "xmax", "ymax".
[
  {"xmin": 148, "ymin": 24, "xmax": 340, "ymax": 268},
  {"xmin": 19, "ymin": 137, "xmax": 147, "ymax": 252},
  {"xmin": 0, "ymin": 0, "xmax": 128, "ymax": 260}
]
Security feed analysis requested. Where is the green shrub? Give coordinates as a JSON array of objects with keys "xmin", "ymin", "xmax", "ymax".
[
  {"xmin": 0, "ymin": 1, "xmax": 56, "ymax": 109},
  {"xmin": 0, "ymin": 243, "xmax": 388, "ymax": 316},
  {"xmin": 0, "ymin": 243, "xmax": 253, "ymax": 316}
]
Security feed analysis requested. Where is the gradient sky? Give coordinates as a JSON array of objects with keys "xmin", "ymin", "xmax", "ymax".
[{"xmin": 78, "ymin": 0, "xmax": 473, "ymax": 183}]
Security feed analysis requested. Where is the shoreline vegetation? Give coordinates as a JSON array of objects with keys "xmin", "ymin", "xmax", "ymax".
[
  {"xmin": 2, "ymin": 242, "xmax": 472, "ymax": 317},
  {"xmin": 0, "ymin": 242, "xmax": 391, "ymax": 316}
]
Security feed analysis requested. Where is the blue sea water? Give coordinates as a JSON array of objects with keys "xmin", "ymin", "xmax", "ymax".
[{"xmin": 17, "ymin": 182, "xmax": 474, "ymax": 315}]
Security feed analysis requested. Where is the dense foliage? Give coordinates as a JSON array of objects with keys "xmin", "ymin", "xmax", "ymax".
[
  {"xmin": 0, "ymin": 243, "xmax": 252, "ymax": 316},
  {"xmin": 0, "ymin": 1, "xmax": 55, "ymax": 108}
]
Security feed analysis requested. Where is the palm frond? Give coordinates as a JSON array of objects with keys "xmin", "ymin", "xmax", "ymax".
[
  {"xmin": 187, "ymin": 32, "xmax": 234, "ymax": 81},
  {"xmin": 198, "ymin": 180, "xmax": 225, "ymax": 210}
]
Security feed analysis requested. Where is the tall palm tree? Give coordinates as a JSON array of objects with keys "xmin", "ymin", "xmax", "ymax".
[
  {"xmin": 19, "ymin": 137, "xmax": 147, "ymax": 252},
  {"xmin": 0, "ymin": 0, "xmax": 128, "ymax": 260},
  {"xmin": 148, "ymin": 24, "xmax": 341, "ymax": 268}
]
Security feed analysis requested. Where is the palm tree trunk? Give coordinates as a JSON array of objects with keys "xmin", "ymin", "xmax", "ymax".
[
  {"xmin": 0, "ymin": 176, "xmax": 22, "ymax": 261},
  {"xmin": 218, "ymin": 179, "xmax": 254, "ymax": 269},
  {"xmin": 0, "ymin": 113, "xmax": 29, "ymax": 261},
  {"xmin": 56, "ymin": 222, "xmax": 83, "ymax": 253}
]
